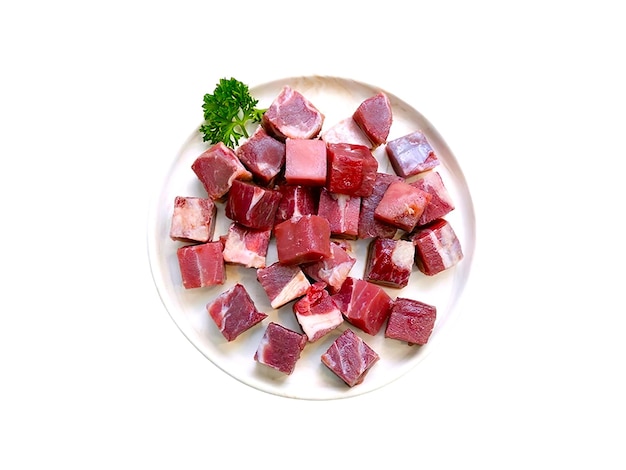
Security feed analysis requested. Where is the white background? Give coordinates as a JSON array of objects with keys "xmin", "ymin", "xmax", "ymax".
[{"xmin": 1, "ymin": 1, "xmax": 624, "ymax": 468}]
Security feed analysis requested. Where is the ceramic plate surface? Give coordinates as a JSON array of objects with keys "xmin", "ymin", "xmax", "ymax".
[{"xmin": 148, "ymin": 76, "xmax": 475, "ymax": 400}]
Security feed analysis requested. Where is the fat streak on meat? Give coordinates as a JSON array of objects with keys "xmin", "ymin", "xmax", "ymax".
[
  {"xmin": 235, "ymin": 126, "xmax": 285, "ymax": 186},
  {"xmin": 225, "ymin": 179, "xmax": 282, "ymax": 230},
  {"xmin": 293, "ymin": 282, "xmax": 343, "ymax": 342},
  {"xmin": 254, "ymin": 322, "xmax": 307, "ymax": 375},
  {"xmin": 302, "ymin": 241, "xmax": 356, "ymax": 293},
  {"xmin": 169, "ymin": 196, "xmax": 216, "ymax": 243},
  {"xmin": 222, "ymin": 222, "xmax": 271, "ymax": 269},
  {"xmin": 191, "ymin": 142, "xmax": 252, "ymax": 200},
  {"xmin": 262, "ymin": 86, "xmax": 324, "ymax": 141},
  {"xmin": 176, "ymin": 241, "xmax": 225, "ymax": 289},
  {"xmin": 256, "ymin": 262, "xmax": 311, "ymax": 309},
  {"xmin": 317, "ymin": 188, "xmax": 361, "ymax": 239},
  {"xmin": 206, "ymin": 283, "xmax": 267, "ymax": 341},
  {"xmin": 411, "ymin": 218, "xmax": 463, "ymax": 275},
  {"xmin": 321, "ymin": 328, "xmax": 380, "ymax": 387},
  {"xmin": 364, "ymin": 238, "xmax": 415, "ymax": 288}
]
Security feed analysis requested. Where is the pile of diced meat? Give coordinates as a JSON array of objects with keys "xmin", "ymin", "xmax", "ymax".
[{"xmin": 169, "ymin": 85, "xmax": 463, "ymax": 387}]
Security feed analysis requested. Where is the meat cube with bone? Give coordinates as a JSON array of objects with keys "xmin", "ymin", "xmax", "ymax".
[
  {"xmin": 206, "ymin": 283, "xmax": 267, "ymax": 342},
  {"xmin": 274, "ymin": 214, "xmax": 331, "ymax": 265},
  {"xmin": 293, "ymin": 282, "xmax": 343, "ymax": 342},
  {"xmin": 358, "ymin": 172, "xmax": 405, "ymax": 240},
  {"xmin": 254, "ymin": 322, "xmax": 307, "ymax": 375},
  {"xmin": 411, "ymin": 218, "xmax": 463, "ymax": 276},
  {"xmin": 221, "ymin": 223, "xmax": 271, "ymax": 269},
  {"xmin": 256, "ymin": 262, "xmax": 311, "ymax": 309},
  {"xmin": 364, "ymin": 238, "xmax": 415, "ymax": 288},
  {"xmin": 317, "ymin": 188, "xmax": 361, "ymax": 239},
  {"xmin": 191, "ymin": 142, "xmax": 252, "ymax": 200},
  {"xmin": 374, "ymin": 180, "xmax": 432, "ymax": 233},
  {"xmin": 352, "ymin": 92, "xmax": 392, "ymax": 147},
  {"xmin": 321, "ymin": 329, "xmax": 380, "ymax": 387},
  {"xmin": 408, "ymin": 170, "xmax": 455, "ymax": 227},
  {"xmin": 284, "ymin": 138, "xmax": 327, "ymax": 186},
  {"xmin": 235, "ymin": 127, "xmax": 285, "ymax": 186},
  {"xmin": 326, "ymin": 143, "xmax": 378, "ymax": 198},
  {"xmin": 225, "ymin": 179, "xmax": 282, "ymax": 230},
  {"xmin": 331, "ymin": 277, "xmax": 393, "ymax": 336},
  {"xmin": 169, "ymin": 196, "xmax": 216, "ymax": 243},
  {"xmin": 176, "ymin": 241, "xmax": 225, "ymax": 289},
  {"xmin": 262, "ymin": 86, "xmax": 324, "ymax": 141},
  {"xmin": 302, "ymin": 240, "xmax": 356, "ymax": 293},
  {"xmin": 321, "ymin": 117, "xmax": 372, "ymax": 149},
  {"xmin": 385, "ymin": 298, "xmax": 437, "ymax": 345},
  {"xmin": 385, "ymin": 130, "xmax": 440, "ymax": 178},
  {"xmin": 274, "ymin": 184, "xmax": 318, "ymax": 224}
]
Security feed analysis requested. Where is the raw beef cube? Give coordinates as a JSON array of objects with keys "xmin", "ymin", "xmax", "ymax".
[
  {"xmin": 409, "ymin": 170, "xmax": 455, "ymax": 227},
  {"xmin": 284, "ymin": 138, "xmax": 327, "ymax": 186},
  {"xmin": 358, "ymin": 172, "xmax": 404, "ymax": 239},
  {"xmin": 385, "ymin": 297, "xmax": 437, "ymax": 345},
  {"xmin": 331, "ymin": 277, "xmax": 393, "ymax": 336},
  {"xmin": 274, "ymin": 214, "xmax": 331, "ymax": 265},
  {"xmin": 321, "ymin": 329, "xmax": 379, "ymax": 387},
  {"xmin": 302, "ymin": 241, "xmax": 356, "ymax": 293},
  {"xmin": 177, "ymin": 241, "xmax": 225, "ymax": 289},
  {"xmin": 256, "ymin": 262, "xmax": 311, "ymax": 309},
  {"xmin": 262, "ymin": 86, "xmax": 324, "ymax": 141},
  {"xmin": 222, "ymin": 223, "xmax": 271, "ymax": 269},
  {"xmin": 411, "ymin": 218, "xmax": 463, "ymax": 275},
  {"xmin": 386, "ymin": 130, "xmax": 440, "ymax": 178},
  {"xmin": 293, "ymin": 282, "xmax": 343, "ymax": 342},
  {"xmin": 206, "ymin": 283, "xmax": 267, "ymax": 341},
  {"xmin": 317, "ymin": 188, "xmax": 361, "ymax": 239},
  {"xmin": 169, "ymin": 196, "xmax": 216, "ymax": 243},
  {"xmin": 352, "ymin": 92, "xmax": 392, "ymax": 147},
  {"xmin": 321, "ymin": 117, "xmax": 372, "ymax": 148},
  {"xmin": 225, "ymin": 179, "xmax": 282, "ymax": 230},
  {"xmin": 326, "ymin": 143, "xmax": 378, "ymax": 197},
  {"xmin": 374, "ymin": 181, "xmax": 431, "ymax": 232},
  {"xmin": 235, "ymin": 127, "xmax": 285, "ymax": 186},
  {"xmin": 364, "ymin": 238, "xmax": 414, "ymax": 288},
  {"xmin": 254, "ymin": 322, "xmax": 307, "ymax": 375},
  {"xmin": 274, "ymin": 184, "xmax": 318, "ymax": 224},
  {"xmin": 191, "ymin": 142, "xmax": 252, "ymax": 200}
]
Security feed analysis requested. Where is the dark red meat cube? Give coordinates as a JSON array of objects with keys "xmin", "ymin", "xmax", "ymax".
[
  {"xmin": 235, "ymin": 127, "xmax": 285, "ymax": 186},
  {"xmin": 317, "ymin": 188, "xmax": 361, "ymax": 239},
  {"xmin": 364, "ymin": 238, "xmax": 415, "ymax": 288},
  {"xmin": 409, "ymin": 170, "xmax": 455, "ymax": 227},
  {"xmin": 222, "ymin": 223, "xmax": 271, "ymax": 269},
  {"xmin": 177, "ymin": 241, "xmax": 225, "ymax": 289},
  {"xmin": 225, "ymin": 179, "xmax": 282, "ymax": 230},
  {"xmin": 358, "ymin": 172, "xmax": 404, "ymax": 240},
  {"xmin": 411, "ymin": 218, "xmax": 463, "ymax": 275},
  {"xmin": 326, "ymin": 143, "xmax": 378, "ymax": 197},
  {"xmin": 385, "ymin": 297, "xmax": 437, "ymax": 345},
  {"xmin": 256, "ymin": 262, "xmax": 311, "ymax": 309},
  {"xmin": 385, "ymin": 130, "xmax": 440, "ymax": 178},
  {"xmin": 169, "ymin": 196, "xmax": 216, "ymax": 243},
  {"xmin": 302, "ymin": 240, "xmax": 356, "ymax": 293},
  {"xmin": 206, "ymin": 283, "xmax": 267, "ymax": 341},
  {"xmin": 191, "ymin": 142, "xmax": 252, "ymax": 200},
  {"xmin": 374, "ymin": 181, "xmax": 431, "ymax": 232},
  {"xmin": 262, "ymin": 86, "xmax": 324, "ymax": 141},
  {"xmin": 274, "ymin": 184, "xmax": 318, "ymax": 224},
  {"xmin": 274, "ymin": 214, "xmax": 331, "ymax": 265},
  {"xmin": 352, "ymin": 92, "xmax": 392, "ymax": 147},
  {"xmin": 254, "ymin": 322, "xmax": 307, "ymax": 375},
  {"xmin": 331, "ymin": 277, "xmax": 393, "ymax": 336},
  {"xmin": 285, "ymin": 138, "xmax": 327, "ymax": 186},
  {"xmin": 293, "ymin": 282, "xmax": 344, "ymax": 342},
  {"xmin": 321, "ymin": 329, "xmax": 380, "ymax": 387}
]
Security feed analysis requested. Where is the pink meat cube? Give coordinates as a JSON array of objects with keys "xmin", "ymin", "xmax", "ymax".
[
  {"xmin": 321, "ymin": 117, "xmax": 372, "ymax": 148},
  {"xmin": 293, "ymin": 283, "xmax": 343, "ymax": 342},
  {"xmin": 352, "ymin": 92, "xmax": 392, "ymax": 147},
  {"xmin": 262, "ymin": 86, "xmax": 324, "ymax": 141},
  {"xmin": 284, "ymin": 138, "xmax": 327, "ymax": 186},
  {"xmin": 364, "ymin": 238, "xmax": 415, "ymax": 288},
  {"xmin": 386, "ymin": 130, "xmax": 440, "ymax": 178},
  {"xmin": 222, "ymin": 223, "xmax": 271, "ymax": 269},
  {"xmin": 235, "ymin": 127, "xmax": 285, "ymax": 186},
  {"xmin": 254, "ymin": 322, "xmax": 307, "ymax": 375},
  {"xmin": 326, "ymin": 143, "xmax": 378, "ymax": 197},
  {"xmin": 358, "ymin": 172, "xmax": 404, "ymax": 240},
  {"xmin": 411, "ymin": 218, "xmax": 463, "ymax": 275},
  {"xmin": 374, "ymin": 181, "xmax": 431, "ymax": 232},
  {"xmin": 274, "ymin": 214, "xmax": 331, "ymax": 265},
  {"xmin": 409, "ymin": 170, "xmax": 455, "ymax": 227},
  {"xmin": 169, "ymin": 196, "xmax": 216, "ymax": 243},
  {"xmin": 321, "ymin": 329, "xmax": 380, "ymax": 387},
  {"xmin": 225, "ymin": 179, "xmax": 282, "ymax": 230},
  {"xmin": 302, "ymin": 241, "xmax": 356, "ymax": 293},
  {"xmin": 274, "ymin": 184, "xmax": 318, "ymax": 224},
  {"xmin": 206, "ymin": 283, "xmax": 267, "ymax": 342},
  {"xmin": 331, "ymin": 277, "xmax": 393, "ymax": 336},
  {"xmin": 317, "ymin": 188, "xmax": 361, "ymax": 239},
  {"xmin": 176, "ymin": 241, "xmax": 225, "ymax": 289},
  {"xmin": 191, "ymin": 142, "xmax": 252, "ymax": 200},
  {"xmin": 385, "ymin": 297, "xmax": 437, "ymax": 345},
  {"xmin": 256, "ymin": 262, "xmax": 311, "ymax": 309}
]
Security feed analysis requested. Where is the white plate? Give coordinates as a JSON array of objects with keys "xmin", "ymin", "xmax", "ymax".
[{"xmin": 147, "ymin": 76, "xmax": 476, "ymax": 400}]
